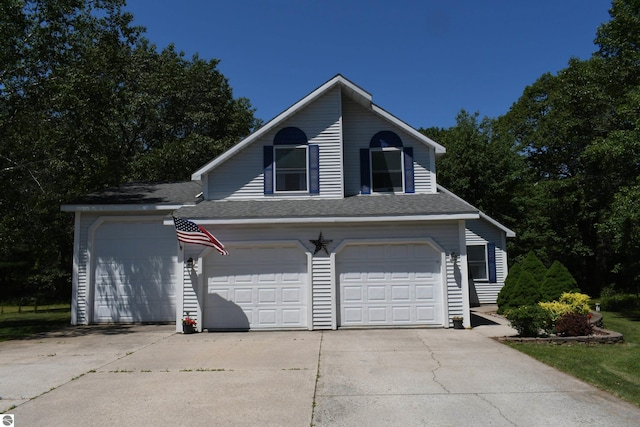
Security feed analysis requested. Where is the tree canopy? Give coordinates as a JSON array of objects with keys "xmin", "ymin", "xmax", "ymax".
[
  {"xmin": 0, "ymin": 0, "xmax": 260, "ymax": 302},
  {"xmin": 423, "ymin": 0, "xmax": 640, "ymax": 296}
]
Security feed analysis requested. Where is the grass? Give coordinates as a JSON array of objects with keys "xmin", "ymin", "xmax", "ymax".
[
  {"xmin": 505, "ymin": 310, "xmax": 640, "ymax": 407},
  {"xmin": 0, "ymin": 304, "xmax": 71, "ymax": 342}
]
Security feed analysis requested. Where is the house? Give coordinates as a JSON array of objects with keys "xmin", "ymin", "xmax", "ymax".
[{"xmin": 61, "ymin": 75, "xmax": 515, "ymax": 332}]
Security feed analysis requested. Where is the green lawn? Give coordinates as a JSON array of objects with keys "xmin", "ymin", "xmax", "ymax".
[
  {"xmin": 505, "ymin": 310, "xmax": 640, "ymax": 407},
  {"xmin": 0, "ymin": 304, "xmax": 71, "ymax": 342}
]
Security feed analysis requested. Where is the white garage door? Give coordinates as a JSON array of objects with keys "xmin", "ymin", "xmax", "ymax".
[
  {"xmin": 204, "ymin": 245, "xmax": 308, "ymax": 330},
  {"xmin": 93, "ymin": 220, "xmax": 177, "ymax": 323},
  {"xmin": 338, "ymin": 243, "xmax": 443, "ymax": 327}
]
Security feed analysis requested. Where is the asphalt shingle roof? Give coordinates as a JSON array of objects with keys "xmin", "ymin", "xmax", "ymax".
[
  {"xmin": 173, "ymin": 192, "xmax": 478, "ymax": 220},
  {"xmin": 63, "ymin": 181, "xmax": 202, "ymax": 206}
]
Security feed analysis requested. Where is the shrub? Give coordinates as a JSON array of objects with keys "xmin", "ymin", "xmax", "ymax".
[
  {"xmin": 520, "ymin": 251, "xmax": 547, "ymax": 283},
  {"xmin": 504, "ymin": 305, "xmax": 553, "ymax": 337},
  {"xmin": 558, "ymin": 292, "xmax": 591, "ymax": 314},
  {"xmin": 498, "ymin": 252, "xmax": 547, "ymax": 314},
  {"xmin": 600, "ymin": 293, "xmax": 640, "ymax": 311},
  {"xmin": 555, "ymin": 313, "xmax": 593, "ymax": 337},
  {"xmin": 539, "ymin": 261, "xmax": 579, "ymax": 302}
]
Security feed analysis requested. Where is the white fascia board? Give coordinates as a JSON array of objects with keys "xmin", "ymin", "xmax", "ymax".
[
  {"xmin": 436, "ymin": 185, "xmax": 516, "ymax": 237},
  {"xmin": 191, "ymin": 74, "xmax": 370, "ymax": 181},
  {"xmin": 61, "ymin": 204, "xmax": 186, "ymax": 213},
  {"xmin": 162, "ymin": 213, "xmax": 479, "ymax": 226},
  {"xmin": 371, "ymin": 104, "xmax": 446, "ymax": 155}
]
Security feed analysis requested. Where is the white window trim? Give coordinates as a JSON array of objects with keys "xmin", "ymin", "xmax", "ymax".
[
  {"xmin": 467, "ymin": 244, "xmax": 489, "ymax": 282},
  {"xmin": 370, "ymin": 147, "xmax": 405, "ymax": 194},
  {"xmin": 274, "ymin": 145, "xmax": 309, "ymax": 193}
]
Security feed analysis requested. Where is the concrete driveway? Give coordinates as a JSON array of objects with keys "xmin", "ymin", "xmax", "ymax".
[{"xmin": 1, "ymin": 316, "xmax": 640, "ymax": 426}]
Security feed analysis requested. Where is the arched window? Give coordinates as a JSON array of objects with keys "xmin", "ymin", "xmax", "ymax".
[
  {"xmin": 264, "ymin": 127, "xmax": 319, "ymax": 194},
  {"xmin": 360, "ymin": 131, "xmax": 414, "ymax": 194}
]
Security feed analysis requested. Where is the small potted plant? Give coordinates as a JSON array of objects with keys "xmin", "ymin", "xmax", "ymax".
[
  {"xmin": 182, "ymin": 315, "xmax": 197, "ymax": 334},
  {"xmin": 452, "ymin": 316, "xmax": 464, "ymax": 330}
]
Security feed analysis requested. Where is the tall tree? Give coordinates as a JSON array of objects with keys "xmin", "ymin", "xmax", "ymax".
[{"xmin": 0, "ymin": 0, "xmax": 260, "ymax": 302}]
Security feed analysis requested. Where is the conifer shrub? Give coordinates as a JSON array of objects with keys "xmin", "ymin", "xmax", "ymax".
[
  {"xmin": 497, "ymin": 252, "xmax": 547, "ymax": 314},
  {"xmin": 539, "ymin": 260, "xmax": 579, "ymax": 302},
  {"xmin": 520, "ymin": 251, "xmax": 548, "ymax": 283},
  {"xmin": 497, "ymin": 270, "xmax": 541, "ymax": 314}
]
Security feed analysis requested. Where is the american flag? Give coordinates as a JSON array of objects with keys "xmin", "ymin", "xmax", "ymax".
[{"xmin": 172, "ymin": 216, "xmax": 229, "ymax": 255}]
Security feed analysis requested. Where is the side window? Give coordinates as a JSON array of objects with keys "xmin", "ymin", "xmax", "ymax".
[
  {"xmin": 264, "ymin": 127, "xmax": 319, "ymax": 195},
  {"xmin": 371, "ymin": 148, "xmax": 403, "ymax": 192},
  {"xmin": 361, "ymin": 131, "xmax": 414, "ymax": 194},
  {"xmin": 275, "ymin": 145, "xmax": 308, "ymax": 192},
  {"xmin": 467, "ymin": 245, "xmax": 488, "ymax": 281}
]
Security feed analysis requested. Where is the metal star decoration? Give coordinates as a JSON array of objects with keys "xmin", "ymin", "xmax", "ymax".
[{"xmin": 310, "ymin": 232, "xmax": 332, "ymax": 255}]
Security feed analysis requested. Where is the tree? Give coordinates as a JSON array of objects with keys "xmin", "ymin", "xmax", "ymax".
[
  {"xmin": 540, "ymin": 261, "xmax": 579, "ymax": 302},
  {"xmin": 420, "ymin": 110, "xmax": 528, "ymax": 230},
  {"xmin": 0, "ymin": 0, "xmax": 260, "ymax": 302}
]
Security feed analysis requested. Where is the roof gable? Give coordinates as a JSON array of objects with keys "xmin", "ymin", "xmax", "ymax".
[{"xmin": 191, "ymin": 74, "xmax": 445, "ymax": 181}]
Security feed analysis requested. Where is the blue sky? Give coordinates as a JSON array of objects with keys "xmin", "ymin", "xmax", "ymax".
[{"xmin": 125, "ymin": 1, "xmax": 612, "ymax": 129}]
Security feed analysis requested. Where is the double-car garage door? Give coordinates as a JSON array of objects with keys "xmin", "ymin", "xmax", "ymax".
[{"xmin": 202, "ymin": 241, "xmax": 444, "ymax": 330}]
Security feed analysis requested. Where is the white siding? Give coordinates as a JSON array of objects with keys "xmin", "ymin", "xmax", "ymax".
[
  {"xmin": 341, "ymin": 96, "xmax": 436, "ymax": 196},
  {"xmin": 311, "ymin": 256, "xmax": 333, "ymax": 329},
  {"xmin": 465, "ymin": 219, "xmax": 508, "ymax": 304},
  {"xmin": 207, "ymin": 87, "xmax": 343, "ymax": 200},
  {"xmin": 180, "ymin": 221, "xmax": 462, "ymax": 330}
]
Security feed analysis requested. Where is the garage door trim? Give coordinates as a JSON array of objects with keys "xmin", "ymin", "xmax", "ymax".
[{"xmin": 332, "ymin": 237, "xmax": 447, "ymax": 328}]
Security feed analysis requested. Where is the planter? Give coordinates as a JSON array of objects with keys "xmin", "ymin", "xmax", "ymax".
[
  {"xmin": 183, "ymin": 324, "xmax": 195, "ymax": 334},
  {"xmin": 452, "ymin": 318, "xmax": 464, "ymax": 329}
]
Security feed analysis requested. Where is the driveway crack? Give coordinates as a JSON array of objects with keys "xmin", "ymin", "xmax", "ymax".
[
  {"xmin": 476, "ymin": 393, "xmax": 517, "ymax": 425},
  {"xmin": 310, "ymin": 331, "xmax": 324, "ymax": 427}
]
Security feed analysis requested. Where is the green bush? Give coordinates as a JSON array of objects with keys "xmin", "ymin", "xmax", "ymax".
[
  {"xmin": 555, "ymin": 313, "xmax": 593, "ymax": 337},
  {"xmin": 504, "ymin": 305, "xmax": 553, "ymax": 337},
  {"xmin": 539, "ymin": 261, "xmax": 579, "ymax": 302},
  {"xmin": 498, "ymin": 270, "xmax": 541, "ymax": 314},
  {"xmin": 600, "ymin": 293, "xmax": 640, "ymax": 311},
  {"xmin": 498, "ymin": 252, "xmax": 547, "ymax": 314}
]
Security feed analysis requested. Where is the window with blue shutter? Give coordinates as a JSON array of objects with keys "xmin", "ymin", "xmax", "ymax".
[
  {"xmin": 309, "ymin": 144, "xmax": 320, "ymax": 194},
  {"xmin": 360, "ymin": 131, "xmax": 414, "ymax": 194},
  {"xmin": 265, "ymin": 127, "xmax": 317, "ymax": 194},
  {"xmin": 263, "ymin": 145, "xmax": 274, "ymax": 195},
  {"xmin": 360, "ymin": 148, "xmax": 371, "ymax": 194},
  {"xmin": 487, "ymin": 242, "xmax": 497, "ymax": 283}
]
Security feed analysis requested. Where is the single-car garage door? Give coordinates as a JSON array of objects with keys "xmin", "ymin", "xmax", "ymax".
[
  {"xmin": 92, "ymin": 220, "xmax": 177, "ymax": 323},
  {"xmin": 337, "ymin": 243, "xmax": 444, "ymax": 327},
  {"xmin": 203, "ymin": 244, "xmax": 308, "ymax": 330}
]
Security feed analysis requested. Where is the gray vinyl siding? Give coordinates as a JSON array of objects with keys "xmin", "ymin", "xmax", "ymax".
[
  {"xmin": 465, "ymin": 218, "xmax": 508, "ymax": 304},
  {"xmin": 341, "ymin": 96, "xmax": 436, "ymax": 196},
  {"xmin": 207, "ymin": 87, "xmax": 343, "ymax": 200}
]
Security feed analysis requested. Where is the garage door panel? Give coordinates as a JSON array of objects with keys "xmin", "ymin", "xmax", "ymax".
[
  {"xmin": 392, "ymin": 306, "xmax": 411, "ymax": 322},
  {"xmin": 338, "ymin": 243, "xmax": 443, "ymax": 327},
  {"xmin": 204, "ymin": 244, "xmax": 308, "ymax": 330},
  {"xmin": 92, "ymin": 221, "xmax": 176, "ymax": 323},
  {"xmin": 417, "ymin": 306, "xmax": 436, "ymax": 322},
  {"xmin": 416, "ymin": 285, "xmax": 434, "ymax": 300}
]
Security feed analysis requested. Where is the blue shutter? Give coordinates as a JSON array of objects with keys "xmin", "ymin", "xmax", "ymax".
[
  {"xmin": 487, "ymin": 243, "xmax": 497, "ymax": 283},
  {"xmin": 403, "ymin": 147, "xmax": 414, "ymax": 194},
  {"xmin": 360, "ymin": 149, "xmax": 371, "ymax": 194},
  {"xmin": 309, "ymin": 144, "xmax": 320, "ymax": 194},
  {"xmin": 263, "ymin": 146, "xmax": 273, "ymax": 195}
]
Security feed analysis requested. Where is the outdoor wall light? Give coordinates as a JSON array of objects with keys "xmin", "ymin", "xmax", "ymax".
[
  {"xmin": 450, "ymin": 252, "xmax": 458, "ymax": 263},
  {"xmin": 186, "ymin": 257, "xmax": 195, "ymax": 269}
]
